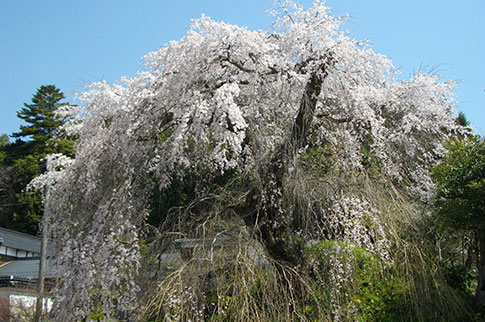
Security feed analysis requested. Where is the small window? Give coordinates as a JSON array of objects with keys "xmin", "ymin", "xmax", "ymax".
[
  {"xmin": 6, "ymin": 247, "xmax": 17, "ymax": 256},
  {"xmin": 17, "ymin": 250, "xmax": 27, "ymax": 257}
]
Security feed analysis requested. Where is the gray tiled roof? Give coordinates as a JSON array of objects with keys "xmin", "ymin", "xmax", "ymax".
[
  {"xmin": 0, "ymin": 258, "xmax": 56, "ymax": 280},
  {"xmin": 0, "ymin": 227, "xmax": 41, "ymax": 253}
]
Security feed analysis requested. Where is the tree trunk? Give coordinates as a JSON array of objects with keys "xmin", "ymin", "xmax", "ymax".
[
  {"xmin": 256, "ymin": 60, "xmax": 331, "ymax": 262},
  {"xmin": 476, "ymin": 226, "xmax": 485, "ymax": 310}
]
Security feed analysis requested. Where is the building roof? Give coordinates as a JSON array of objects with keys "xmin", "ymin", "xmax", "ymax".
[
  {"xmin": 0, "ymin": 258, "xmax": 56, "ymax": 280},
  {"xmin": 0, "ymin": 227, "xmax": 41, "ymax": 253}
]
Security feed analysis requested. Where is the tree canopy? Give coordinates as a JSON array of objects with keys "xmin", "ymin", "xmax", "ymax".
[
  {"xmin": 0, "ymin": 85, "xmax": 73, "ymax": 234},
  {"xmin": 13, "ymin": 85, "xmax": 64, "ymax": 143},
  {"xmin": 37, "ymin": 2, "xmax": 469, "ymax": 320},
  {"xmin": 432, "ymin": 136, "xmax": 485, "ymax": 308},
  {"xmin": 432, "ymin": 136, "xmax": 485, "ymax": 230}
]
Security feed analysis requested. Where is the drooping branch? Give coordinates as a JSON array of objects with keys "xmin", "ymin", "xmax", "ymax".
[{"xmin": 219, "ymin": 45, "xmax": 280, "ymax": 76}]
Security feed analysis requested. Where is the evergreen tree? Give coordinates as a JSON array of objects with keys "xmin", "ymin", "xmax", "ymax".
[
  {"xmin": 456, "ymin": 111, "xmax": 471, "ymax": 127},
  {"xmin": 432, "ymin": 136, "xmax": 485, "ymax": 311},
  {"xmin": 0, "ymin": 135, "xmax": 17, "ymax": 228},
  {"xmin": 11, "ymin": 85, "xmax": 72, "ymax": 155},
  {"xmin": 0, "ymin": 134, "xmax": 8, "ymax": 163},
  {"xmin": 1, "ymin": 85, "xmax": 74, "ymax": 234}
]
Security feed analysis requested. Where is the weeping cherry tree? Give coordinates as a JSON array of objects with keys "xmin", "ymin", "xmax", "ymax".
[{"xmin": 30, "ymin": 1, "xmax": 467, "ymax": 320}]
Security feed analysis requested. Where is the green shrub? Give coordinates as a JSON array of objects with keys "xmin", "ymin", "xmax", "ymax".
[
  {"xmin": 305, "ymin": 240, "xmax": 414, "ymax": 321},
  {"xmin": 442, "ymin": 264, "xmax": 477, "ymax": 297}
]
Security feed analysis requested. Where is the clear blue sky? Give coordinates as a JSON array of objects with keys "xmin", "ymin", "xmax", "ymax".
[{"xmin": 1, "ymin": 0, "xmax": 483, "ymax": 138}]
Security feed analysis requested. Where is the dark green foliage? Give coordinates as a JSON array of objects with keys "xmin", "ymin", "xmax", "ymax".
[
  {"xmin": 431, "ymin": 135, "xmax": 485, "ymax": 310},
  {"xmin": 443, "ymin": 264, "xmax": 477, "ymax": 296},
  {"xmin": 12, "ymin": 85, "xmax": 65, "ymax": 143},
  {"xmin": 0, "ymin": 136, "xmax": 15, "ymax": 227},
  {"xmin": 0, "ymin": 85, "xmax": 74, "ymax": 234},
  {"xmin": 456, "ymin": 112, "xmax": 470, "ymax": 127},
  {"xmin": 0, "ymin": 134, "xmax": 8, "ymax": 163},
  {"xmin": 148, "ymin": 168, "xmax": 238, "ymax": 228},
  {"xmin": 431, "ymin": 136, "xmax": 485, "ymax": 230},
  {"xmin": 148, "ymin": 175, "xmax": 197, "ymax": 227},
  {"xmin": 0, "ymin": 164, "xmax": 18, "ymax": 228}
]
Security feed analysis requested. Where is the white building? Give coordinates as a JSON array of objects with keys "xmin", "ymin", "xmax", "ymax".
[{"xmin": 0, "ymin": 227, "xmax": 54, "ymax": 320}]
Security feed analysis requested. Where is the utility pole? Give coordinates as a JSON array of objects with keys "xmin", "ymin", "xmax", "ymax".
[
  {"xmin": 34, "ymin": 220, "xmax": 47, "ymax": 321},
  {"xmin": 35, "ymin": 190, "xmax": 48, "ymax": 321}
]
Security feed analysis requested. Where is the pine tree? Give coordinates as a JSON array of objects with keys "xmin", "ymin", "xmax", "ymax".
[
  {"xmin": 456, "ymin": 111, "xmax": 471, "ymax": 127},
  {"xmin": 1, "ymin": 85, "xmax": 74, "ymax": 234},
  {"xmin": 12, "ymin": 85, "xmax": 68, "ymax": 154}
]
